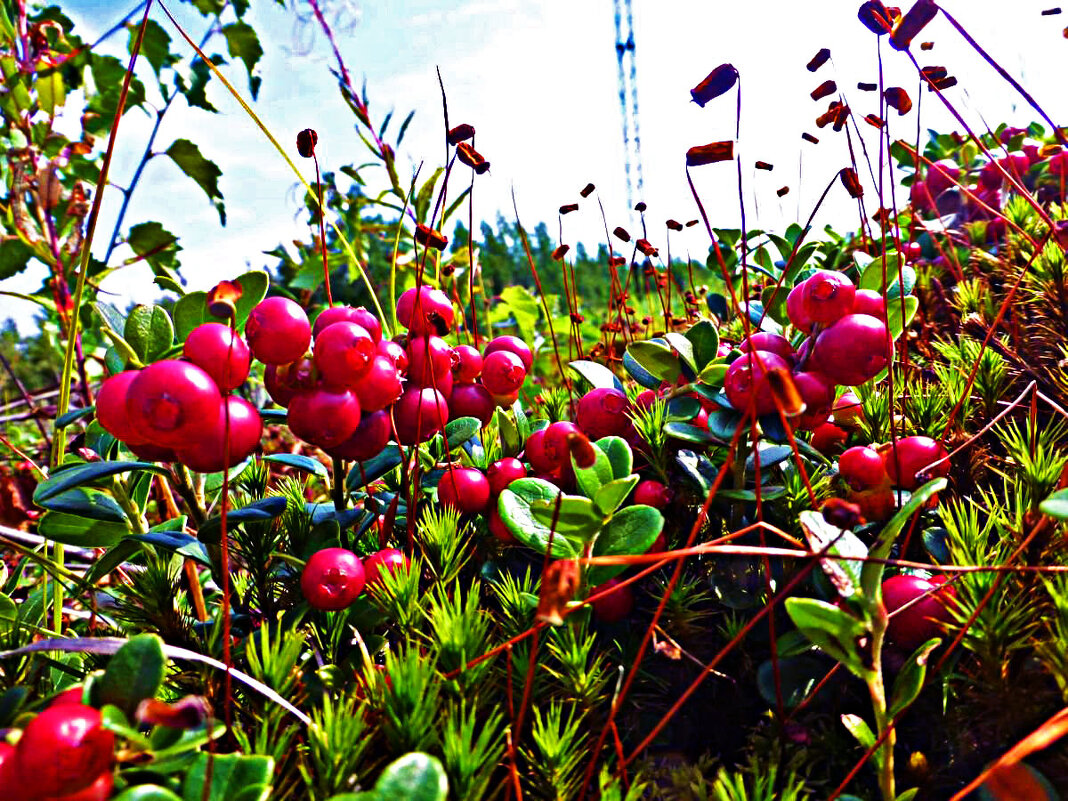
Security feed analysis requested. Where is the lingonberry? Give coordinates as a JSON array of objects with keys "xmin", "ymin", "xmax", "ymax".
[
  {"xmin": 884, "ymin": 435, "xmax": 950, "ymax": 489},
  {"xmin": 525, "ymin": 428, "xmax": 555, "ymax": 474},
  {"xmin": 95, "ymin": 370, "xmax": 148, "ymax": 445},
  {"xmin": 245, "ymin": 296, "xmax": 311, "ymax": 365},
  {"xmin": 126, "ymin": 360, "xmax": 223, "ymax": 449},
  {"xmin": 739, "ymin": 332, "xmax": 795, "ymax": 362},
  {"xmin": 575, "ymin": 387, "xmax": 630, "ymax": 440},
  {"xmin": 127, "ymin": 442, "xmax": 177, "ymax": 463},
  {"xmin": 489, "ymin": 508, "xmax": 516, "ymax": 543},
  {"xmin": 450, "ymin": 344, "xmax": 483, "ymax": 382},
  {"xmin": 313, "ymin": 321, "xmax": 375, "ymax": 388},
  {"xmin": 49, "ymin": 687, "xmax": 85, "ymax": 707},
  {"xmin": 852, "ymin": 288, "xmax": 886, "ymax": 318},
  {"xmin": 301, "ymin": 548, "xmax": 366, "ymax": 611},
  {"xmin": 810, "ymin": 421, "xmax": 849, "ymax": 454},
  {"xmin": 448, "ymin": 382, "xmax": 495, "ymax": 425},
  {"xmin": 313, "ymin": 305, "xmax": 382, "ymax": 342},
  {"xmin": 183, "ymin": 322, "xmax": 251, "ymax": 391},
  {"xmin": 406, "ymin": 336, "xmax": 453, "ymax": 385},
  {"xmin": 377, "ymin": 338, "xmax": 409, "ymax": 372},
  {"xmin": 832, "ymin": 389, "xmax": 864, "ymax": 427},
  {"xmin": 393, "ymin": 386, "xmax": 449, "ymax": 445},
  {"xmin": 801, "ymin": 270, "xmax": 857, "ymax": 325},
  {"xmin": 723, "ymin": 350, "xmax": 790, "ymax": 415},
  {"xmin": 839, "ymin": 446, "xmax": 888, "ymax": 492},
  {"xmin": 331, "ymin": 409, "xmax": 392, "ymax": 462},
  {"xmin": 691, "ymin": 406, "xmax": 710, "ymax": 431},
  {"xmin": 926, "ymin": 158, "xmax": 960, "ymax": 197},
  {"xmin": 264, "ymin": 356, "xmax": 316, "ymax": 408},
  {"xmin": 396, "ymin": 285, "xmax": 454, "ymax": 335},
  {"xmin": 882, "ymin": 574, "xmax": 956, "ymax": 652},
  {"xmin": 363, "ymin": 549, "xmax": 410, "ymax": 588},
  {"xmin": 0, "ymin": 742, "xmax": 24, "ymax": 799},
  {"xmin": 45, "ymin": 770, "xmax": 114, "ymax": 801},
  {"xmin": 481, "ymin": 350, "xmax": 527, "ymax": 395},
  {"xmin": 902, "ymin": 242, "xmax": 922, "ymax": 264},
  {"xmin": 14, "ymin": 704, "xmax": 114, "ymax": 798},
  {"xmin": 634, "ymin": 479, "xmax": 671, "ymax": 509},
  {"xmin": 354, "ymin": 355, "xmax": 403, "ymax": 412},
  {"xmin": 793, "ymin": 371, "xmax": 835, "ymax": 430},
  {"xmin": 487, "ymin": 457, "xmax": 527, "ymax": 495},
  {"xmin": 592, "ymin": 578, "xmax": 633, "ymax": 623},
  {"xmin": 483, "ymin": 335, "xmax": 534, "ymax": 372},
  {"xmin": 287, "ymin": 387, "xmax": 362, "ymax": 449},
  {"xmin": 810, "ymin": 313, "xmax": 890, "ymax": 386},
  {"xmin": 787, "ymin": 281, "xmax": 814, "ymax": 333},
  {"xmin": 437, "ymin": 466, "xmax": 491, "ymax": 513},
  {"xmin": 490, "ymin": 389, "xmax": 520, "ymax": 409},
  {"xmin": 176, "ymin": 396, "xmax": 262, "ymax": 473},
  {"xmin": 543, "ymin": 421, "xmax": 582, "ymax": 469}
]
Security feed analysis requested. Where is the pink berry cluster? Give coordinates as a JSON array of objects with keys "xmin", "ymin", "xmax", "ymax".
[
  {"xmin": 837, "ymin": 435, "xmax": 950, "ymax": 520},
  {"xmin": 96, "ymin": 322, "xmax": 262, "ymax": 473},
  {"xmin": 301, "ymin": 546, "xmax": 408, "ymax": 612}
]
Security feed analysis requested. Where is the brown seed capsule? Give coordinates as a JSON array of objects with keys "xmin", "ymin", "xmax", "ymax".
[
  {"xmin": 926, "ymin": 75, "xmax": 957, "ymax": 91},
  {"xmin": 884, "ymin": 86, "xmax": 913, "ymax": 114},
  {"xmin": 802, "ymin": 132, "xmax": 819, "ymax": 144},
  {"xmin": 690, "ymin": 63, "xmax": 739, "ymax": 107},
  {"xmin": 560, "ymin": 203, "xmax": 579, "ymax": 214},
  {"xmin": 811, "ymin": 79, "xmax": 837, "ymax": 101},
  {"xmin": 536, "ymin": 559, "xmax": 581, "ymax": 626},
  {"xmin": 921, "ymin": 65, "xmax": 948, "ymax": 82},
  {"xmin": 457, "ymin": 141, "xmax": 488, "ymax": 173},
  {"xmin": 137, "ymin": 696, "xmax": 212, "ymax": 730},
  {"xmin": 666, "ymin": 219, "xmax": 683, "ymax": 231},
  {"xmin": 864, "ymin": 114, "xmax": 885, "ymax": 128},
  {"xmin": 609, "ymin": 255, "xmax": 627, "ymax": 267},
  {"xmin": 38, "ymin": 164, "xmax": 62, "ymax": 210},
  {"xmin": 817, "ymin": 101, "xmax": 848, "ymax": 128},
  {"xmin": 552, "ymin": 244, "xmax": 570, "ymax": 260},
  {"xmin": 891, "ymin": 0, "xmax": 938, "ymax": 51},
  {"xmin": 685, "ymin": 219, "xmax": 700, "ymax": 227},
  {"xmin": 636, "ymin": 238, "xmax": 658, "ymax": 257},
  {"xmin": 766, "ymin": 367, "xmax": 804, "ymax": 416},
  {"xmin": 858, "ymin": 0, "xmax": 894, "ymax": 34},
  {"xmin": 569, "ymin": 312, "xmax": 585, "ymax": 324},
  {"xmin": 858, "ymin": 82, "xmax": 878, "ymax": 91},
  {"xmin": 613, "ymin": 226, "xmax": 631, "ymax": 243},
  {"xmin": 580, "ymin": 183, "xmax": 596, "ymax": 197},
  {"xmin": 777, "ymin": 186, "xmax": 790, "ymax": 197},
  {"xmin": 415, "ymin": 223, "xmax": 448, "ymax": 250},
  {"xmin": 686, "ymin": 141, "xmax": 734, "ymax": 167},
  {"xmin": 447, "ymin": 123, "xmax": 475, "ymax": 145},
  {"xmin": 296, "ymin": 128, "xmax": 318, "ymax": 158},
  {"xmin": 567, "ymin": 431, "xmax": 598, "ymax": 469},
  {"xmin": 207, "ymin": 280, "xmax": 243, "ymax": 319},
  {"xmin": 840, "ymin": 168, "xmax": 864, "ymax": 198},
  {"xmin": 1041, "ymin": 7, "xmax": 1062, "ymax": 15},
  {"xmin": 919, "ymin": 41, "xmax": 934, "ymax": 50},
  {"xmin": 1040, "ymin": 143, "xmax": 1064, "ymax": 157},
  {"xmin": 807, "ymin": 47, "xmax": 831, "ymax": 72},
  {"xmin": 821, "ymin": 497, "xmax": 865, "ymax": 530},
  {"xmin": 634, "ymin": 201, "xmax": 647, "ymax": 212},
  {"xmin": 755, "ymin": 161, "xmax": 774, "ymax": 171}
]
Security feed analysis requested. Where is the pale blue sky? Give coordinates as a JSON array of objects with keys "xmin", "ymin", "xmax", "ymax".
[{"xmin": 4, "ymin": 0, "xmax": 1066, "ymax": 333}]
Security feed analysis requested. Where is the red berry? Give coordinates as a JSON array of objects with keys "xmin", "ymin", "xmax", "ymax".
[
  {"xmin": 126, "ymin": 360, "xmax": 223, "ymax": 448},
  {"xmin": 543, "ymin": 421, "xmax": 582, "ymax": 469},
  {"xmin": 691, "ymin": 406, "xmax": 710, "ymax": 431},
  {"xmin": 14, "ymin": 705, "xmax": 114, "ymax": 798},
  {"xmin": 525, "ymin": 428, "xmax": 555, "ymax": 474},
  {"xmin": 648, "ymin": 533, "xmax": 666, "ymax": 553},
  {"xmin": 576, "ymin": 387, "xmax": 630, "ymax": 440},
  {"xmin": 592, "ymin": 578, "xmax": 633, "ymax": 623},
  {"xmin": 882, "ymin": 574, "xmax": 955, "ymax": 652},
  {"xmin": 313, "ymin": 321, "xmax": 375, "ymax": 388},
  {"xmin": 393, "ymin": 386, "xmax": 449, "ymax": 445},
  {"xmin": 397, "ymin": 286, "xmax": 454, "ymax": 335},
  {"xmin": 263, "ymin": 356, "xmax": 316, "ymax": 408},
  {"xmin": 0, "ymin": 742, "xmax": 26, "ymax": 800},
  {"xmin": 724, "ymin": 350, "xmax": 790, "ymax": 416},
  {"xmin": 45, "ymin": 770, "xmax": 114, "ymax": 801},
  {"xmin": 852, "ymin": 289, "xmax": 886, "ymax": 318},
  {"xmin": 793, "ymin": 371, "xmax": 835, "ymax": 430},
  {"xmin": 634, "ymin": 389, "xmax": 658, "ymax": 410},
  {"xmin": 176, "ymin": 396, "xmax": 262, "ymax": 473},
  {"xmin": 288, "ymin": 388, "xmax": 362, "ymax": 449},
  {"xmin": 483, "ymin": 336, "xmax": 534, "ymax": 372},
  {"xmin": 490, "ymin": 389, "xmax": 520, "ymax": 409},
  {"xmin": 801, "ymin": 270, "xmax": 856, "ymax": 325},
  {"xmin": 49, "ymin": 687, "xmax": 85, "ymax": 707},
  {"xmin": 926, "ymin": 159, "xmax": 959, "ymax": 198},
  {"xmin": 634, "ymin": 479, "xmax": 671, "ymax": 509},
  {"xmin": 451, "ymin": 344, "xmax": 483, "ymax": 382},
  {"xmin": 301, "ymin": 548, "xmax": 365, "ymax": 611},
  {"xmin": 363, "ymin": 549, "xmax": 410, "ymax": 588},
  {"xmin": 331, "ymin": 409, "xmax": 393, "ymax": 462},
  {"xmin": 902, "ymin": 242, "xmax": 922, "ymax": 265},
  {"xmin": 487, "ymin": 457, "xmax": 527, "ymax": 495},
  {"xmin": 245, "ymin": 297, "xmax": 311, "ymax": 365},
  {"xmin": 481, "ymin": 350, "xmax": 527, "ymax": 395},
  {"xmin": 127, "ymin": 442, "xmax": 177, "ymax": 463},
  {"xmin": 739, "ymin": 332, "xmax": 795, "ymax": 362},
  {"xmin": 183, "ymin": 323, "xmax": 251, "ymax": 391},
  {"xmin": 406, "ymin": 336, "xmax": 453, "ymax": 385},
  {"xmin": 839, "ymin": 446, "xmax": 888, "ymax": 492},
  {"xmin": 377, "ymin": 338, "xmax": 409, "ymax": 372},
  {"xmin": 448, "ymin": 382, "xmax": 495, "ymax": 425},
  {"xmin": 489, "ymin": 508, "xmax": 516, "ymax": 543},
  {"xmin": 787, "ymin": 281, "xmax": 814, "ymax": 333},
  {"xmin": 910, "ymin": 180, "xmax": 935, "ymax": 212},
  {"xmin": 313, "ymin": 305, "xmax": 382, "ymax": 342},
  {"xmin": 833, "ymin": 390, "xmax": 864, "ymax": 427},
  {"xmin": 884, "ymin": 435, "xmax": 950, "ymax": 490},
  {"xmin": 354, "ymin": 355, "xmax": 403, "ymax": 412},
  {"xmin": 95, "ymin": 371, "xmax": 148, "ymax": 445},
  {"xmin": 810, "ymin": 422, "xmax": 848, "ymax": 455},
  {"xmin": 437, "ymin": 467, "xmax": 491, "ymax": 513},
  {"xmin": 810, "ymin": 313, "xmax": 890, "ymax": 386}
]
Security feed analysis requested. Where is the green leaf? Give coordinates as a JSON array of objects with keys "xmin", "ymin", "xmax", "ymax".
[
  {"xmin": 126, "ymin": 222, "xmax": 182, "ymax": 282},
  {"xmin": 593, "ymin": 475, "xmax": 638, "ymax": 516},
  {"xmin": 0, "ymin": 593, "xmax": 17, "ymax": 634},
  {"xmin": 113, "ymin": 785, "xmax": 183, "ymax": 801},
  {"xmin": 36, "ymin": 68, "xmax": 65, "ymax": 117},
  {"xmin": 785, "ymin": 597, "xmax": 870, "ymax": 679},
  {"xmin": 182, "ymin": 752, "xmax": 274, "ymax": 801},
  {"xmin": 34, "ymin": 461, "xmax": 169, "ymax": 504},
  {"xmin": 757, "ymin": 654, "xmax": 827, "ymax": 708},
  {"xmin": 373, "ymin": 752, "xmax": 448, "ymax": 801},
  {"xmin": 414, "ymin": 167, "xmax": 444, "ymax": 224},
  {"xmin": 172, "ymin": 269, "xmax": 269, "ymax": 340},
  {"xmin": 664, "ymin": 422, "xmax": 716, "ymax": 444},
  {"xmin": 683, "ymin": 320, "xmax": 720, "ymax": 370},
  {"xmin": 221, "ymin": 21, "xmax": 262, "ymax": 98},
  {"xmin": 443, "ymin": 416, "xmax": 480, "ymax": 446},
  {"xmin": 0, "ymin": 236, "xmax": 34, "ymax": 280},
  {"xmin": 86, "ymin": 539, "xmax": 142, "ymax": 584},
  {"xmin": 587, "ymin": 504, "xmax": 665, "ymax": 586},
  {"xmin": 885, "ymin": 294, "xmax": 920, "ymax": 345},
  {"xmin": 568, "ymin": 360, "xmax": 622, "ymax": 391},
  {"xmin": 86, "ymin": 54, "xmax": 146, "ymax": 134},
  {"xmin": 862, "ymin": 478, "xmax": 948, "ymax": 600},
  {"xmin": 498, "ymin": 285, "xmax": 540, "ymax": 346},
  {"xmin": 666, "ymin": 396, "xmax": 701, "ymax": 422},
  {"xmin": 37, "ymin": 489, "xmax": 127, "ymax": 523},
  {"xmin": 498, "ymin": 478, "xmax": 578, "ymax": 558},
  {"xmin": 56, "ymin": 406, "xmax": 94, "ymax": 427},
  {"xmin": 840, "ymin": 713, "xmax": 882, "ymax": 772},
  {"xmin": 530, "ymin": 495, "xmax": 604, "ymax": 543},
  {"xmin": 799, "ymin": 510, "xmax": 868, "ymax": 598},
  {"xmin": 663, "ymin": 332, "xmax": 697, "ymax": 373},
  {"xmin": 595, "ymin": 436, "xmax": 632, "ymax": 480},
  {"xmin": 124, "ymin": 304, "xmax": 174, "ymax": 362},
  {"xmin": 888, "ymin": 637, "xmax": 940, "ymax": 718},
  {"xmin": 133, "ymin": 519, "xmax": 211, "ymax": 567},
  {"xmin": 347, "ymin": 447, "xmax": 403, "ymax": 492},
  {"xmin": 859, "ymin": 252, "xmax": 914, "ymax": 298},
  {"xmin": 37, "ymin": 512, "xmax": 127, "ymax": 548},
  {"xmin": 627, "ymin": 341, "xmax": 680, "ymax": 382},
  {"xmin": 178, "ymin": 57, "xmax": 218, "ymax": 113},
  {"xmin": 166, "ymin": 138, "xmax": 225, "ymax": 225},
  {"xmin": 198, "ymin": 497, "xmax": 287, "ymax": 544},
  {"xmin": 572, "ymin": 443, "xmax": 613, "ymax": 499},
  {"xmin": 95, "ymin": 633, "xmax": 166, "ymax": 718},
  {"xmin": 622, "ymin": 351, "xmax": 660, "ymax": 388},
  {"xmin": 1040, "ymin": 487, "xmax": 1068, "ymax": 519},
  {"xmin": 263, "ymin": 453, "xmax": 328, "ymax": 478},
  {"xmin": 129, "ymin": 18, "xmax": 175, "ymax": 78}
]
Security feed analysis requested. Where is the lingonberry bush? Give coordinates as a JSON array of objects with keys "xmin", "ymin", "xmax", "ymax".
[{"xmin": 3, "ymin": 1, "xmax": 1068, "ymax": 799}]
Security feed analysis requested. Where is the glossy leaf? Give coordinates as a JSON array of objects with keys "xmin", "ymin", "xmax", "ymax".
[
  {"xmin": 530, "ymin": 495, "xmax": 604, "ymax": 542},
  {"xmin": 587, "ymin": 504, "xmax": 665, "ymax": 586},
  {"xmin": 889, "ymin": 637, "xmax": 940, "ymax": 718},
  {"xmin": 373, "ymin": 752, "xmax": 448, "ymax": 801},
  {"xmin": 264, "ymin": 453, "xmax": 329, "ymax": 478},
  {"xmin": 443, "ymin": 416, "xmax": 480, "ymax": 446},
  {"xmin": 622, "ymin": 351, "xmax": 660, "ymax": 388},
  {"xmin": 568, "ymin": 360, "xmax": 623, "ymax": 391},
  {"xmin": 198, "ymin": 496, "xmax": 287, "ymax": 544},
  {"xmin": 841, "ymin": 713, "xmax": 882, "ymax": 772},
  {"xmin": 347, "ymin": 447, "xmax": 403, "ymax": 492},
  {"xmin": 663, "ymin": 332, "xmax": 698, "ymax": 373},
  {"xmin": 572, "ymin": 443, "xmax": 613, "ymax": 499},
  {"xmin": 595, "ymin": 436, "xmax": 633, "ymax": 480},
  {"xmin": 167, "ymin": 138, "xmax": 225, "ymax": 225},
  {"xmin": 666, "ymin": 396, "xmax": 702, "ymax": 422},
  {"xmin": 38, "ymin": 489, "xmax": 128, "ymax": 523},
  {"xmin": 134, "ymin": 519, "xmax": 211, "ymax": 567},
  {"xmin": 38, "ymin": 511, "xmax": 129, "ymax": 548},
  {"xmin": 785, "ymin": 597, "xmax": 870, "ymax": 679},
  {"xmin": 1040, "ymin": 488, "xmax": 1068, "ymax": 519},
  {"xmin": 498, "ymin": 478, "xmax": 578, "ymax": 558},
  {"xmin": 664, "ymin": 422, "xmax": 716, "ymax": 443},
  {"xmin": 33, "ymin": 460, "xmax": 169, "ymax": 503},
  {"xmin": 182, "ymin": 752, "xmax": 274, "ymax": 801},
  {"xmin": 627, "ymin": 341, "xmax": 680, "ymax": 382},
  {"xmin": 593, "ymin": 475, "xmax": 638, "ymax": 516},
  {"xmin": 95, "ymin": 633, "xmax": 166, "ymax": 718},
  {"xmin": 799, "ymin": 510, "xmax": 867, "ymax": 598},
  {"xmin": 683, "ymin": 320, "xmax": 720, "ymax": 370},
  {"xmin": 113, "ymin": 787, "xmax": 183, "ymax": 801}
]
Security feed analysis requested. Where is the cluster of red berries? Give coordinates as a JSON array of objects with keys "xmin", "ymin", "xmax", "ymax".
[
  {"xmin": 0, "ymin": 695, "xmax": 114, "ymax": 800},
  {"xmin": 96, "ymin": 322, "xmax": 262, "ymax": 472},
  {"xmin": 837, "ymin": 435, "xmax": 950, "ymax": 520},
  {"xmin": 882, "ymin": 573, "xmax": 956, "ymax": 653},
  {"xmin": 301, "ymin": 546, "xmax": 408, "ymax": 611}
]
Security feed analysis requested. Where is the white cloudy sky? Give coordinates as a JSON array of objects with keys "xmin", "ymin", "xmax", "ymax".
[{"xmin": 3, "ymin": 0, "xmax": 1066, "ymax": 333}]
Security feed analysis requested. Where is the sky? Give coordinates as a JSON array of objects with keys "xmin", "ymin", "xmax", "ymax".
[{"xmin": 3, "ymin": 0, "xmax": 1067, "ymax": 334}]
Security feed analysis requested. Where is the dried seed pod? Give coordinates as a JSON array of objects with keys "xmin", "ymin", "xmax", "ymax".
[
  {"xmin": 802, "ymin": 132, "xmax": 820, "ymax": 144},
  {"xmin": 807, "ymin": 47, "xmax": 831, "ymax": 72},
  {"xmin": 447, "ymin": 123, "xmax": 475, "ymax": 145},
  {"xmin": 921, "ymin": 65, "xmax": 948, "ymax": 82},
  {"xmin": 864, "ymin": 114, "xmax": 885, "ymax": 128},
  {"xmin": 685, "ymin": 219, "xmax": 700, "ymax": 227},
  {"xmin": 839, "ymin": 168, "xmax": 864, "ymax": 198},
  {"xmin": 38, "ymin": 164, "xmax": 62, "ymax": 210},
  {"xmin": 811, "ymin": 79, "xmax": 837, "ymax": 101},
  {"xmin": 883, "ymin": 86, "xmax": 913, "ymax": 114},
  {"xmin": 891, "ymin": 0, "xmax": 938, "ymax": 51},
  {"xmin": 569, "ymin": 312, "xmax": 585, "ymax": 324},
  {"xmin": 296, "ymin": 128, "xmax": 318, "ymax": 158},
  {"xmin": 1041, "ymin": 7, "xmax": 1062, "ymax": 14},
  {"xmin": 580, "ymin": 183, "xmax": 596, "ymax": 197},
  {"xmin": 415, "ymin": 224, "xmax": 448, "ymax": 250},
  {"xmin": 686, "ymin": 141, "xmax": 734, "ymax": 167},
  {"xmin": 821, "ymin": 497, "xmax": 865, "ymax": 529},
  {"xmin": 613, "ymin": 226, "xmax": 631, "ymax": 243},
  {"xmin": 609, "ymin": 255, "xmax": 627, "ymax": 267},
  {"xmin": 536, "ymin": 559, "xmax": 581, "ymax": 626},
  {"xmin": 777, "ymin": 186, "xmax": 791, "ymax": 197},
  {"xmin": 137, "ymin": 696, "xmax": 211, "ymax": 730},
  {"xmin": 552, "ymin": 244, "xmax": 570, "ymax": 260},
  {"xmin": 755, "ymin": 161, "xmax": 774, "ymax": 171},
  {"xmin": 207, "ymin": 280, "xmax": 243, "ymax": 319},
  {"xmin": 858, "ymin": 0, "xmax": 894, "ymax": 33},
  {"xmin": 634, "ymin": 201, "xmax": 647, "ymax": 212},
  {"xmin": 817, "ymin": 101, "xmax": 848, "ymax": 128},
  {"xmin": 560, "ymin": 203, "xmax": 579, "ymax": 214},
  {"xmin": 919, "ymin": 41, "xmax": 934, "ymax": 50},
  {"xmin": 858, "ymin": 82, "xmax": 878, "ymax": 91},
  {"xmin": 690, "ymin": 63, "xmax": 739, "ymax": 107},
  {"xmin": 666, "ymin": 219, "xmax": 683, "ymax": 231},
  {"xmin": 636, "ymin": 239, "xmax": 658, "ymax": 257},
  {"xmin": 567, "ymin": 431, "xmax": 597, "ymax": 468},
  {"xmin": 457, "ymin": 142, "xmax": 490, "ymax": 174},
  {"xmin": 926, "ymin": 75, "xmax": 957, "ymax": 91}
]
